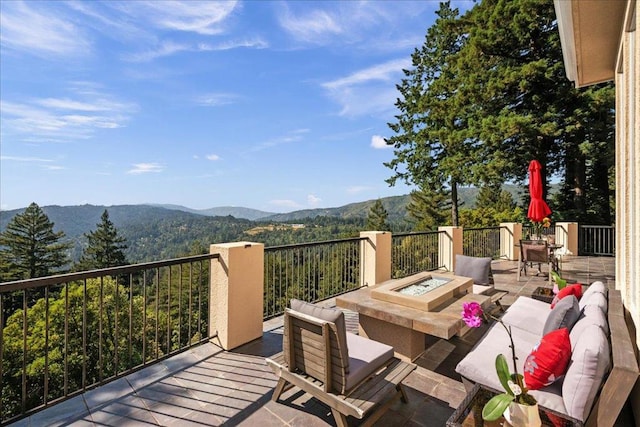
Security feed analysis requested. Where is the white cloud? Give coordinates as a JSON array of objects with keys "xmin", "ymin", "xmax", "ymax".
[
  {"xmin": 213, "ymin": 37, "xmax": 268, "ymax": 50},
  {"xmin": 195, "ymin": 93, "xmax": 239, "ymax": 107},
  {"xmin": 322, "ymin": 59, "xmax": 410, "ymax": 117},
  {"xmin": 324, "ymin": 59, "xmax": 410, "ymax": 90},
  {"xmin": 206, "ymin": 154, "xmax": 220, "ymax": 161},
  {"xmin": 307, "ymin": 194, "xmax": 322, "ymax": 206},
  {"xmin": 0, "ymin": 156, "xmax": 53, "ymax": 163},
  {"xmin": 125, "ymin": 40, "xmax": 192, "ymax": 62},
  {"xmin": 121, "ymin": 1, "xmax": 238, "ymax": 36},
  {"xmin": 0, "ymin": 85, "xmax": 136, "ymax": 141},
  {"xmin": 0, "ymin": 1, "xmax": 91, "ymax": 58},
  {"xmin": 248, "ymin": 129, "xmax": 310, "ymax": 152},
  {"xmin": 278, "ymin": 6, "xmax": 342, "ymax": 44},
  {"xmin": 371, "ymin": 135, "xmax": 390, "ymax": 149},
  {"xmin": 127, "ymin": 163, "xmax": 164, "ymax": 174}
]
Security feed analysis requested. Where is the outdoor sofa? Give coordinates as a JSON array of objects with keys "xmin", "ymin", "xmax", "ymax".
[{"xmin": 455, "ymin": 281, "xmax": 638, "ymax": 426}]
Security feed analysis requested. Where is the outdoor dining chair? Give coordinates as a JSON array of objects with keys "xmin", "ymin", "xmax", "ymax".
[{"xmin": 517, "ymin": 239, "xmax": 558, "ymax": 284}]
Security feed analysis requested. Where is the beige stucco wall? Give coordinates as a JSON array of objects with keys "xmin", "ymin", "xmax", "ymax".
[
  {"xmin": 360, "ymin": 231, "xmax": 391, "ymax": 286},
  {"xmin": 615, "ymin": 0, "xmax": 639, "ymax": 417},
  {"xmin": 209, "ymin": 242, "xmax": 264, "ymax": 350},
  {"xmin": 438, "ymin": 226, "xmax": 463, "ymax": 272}
]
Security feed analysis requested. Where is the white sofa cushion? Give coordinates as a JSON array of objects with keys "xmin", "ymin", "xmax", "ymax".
[
  {"xmin": 579, "ymin": 291, "xmax": 608, "ymax": 313},
  {"xmin": 499, "ymin": 296, "xmax": 550, "ymax": 336},
  {"xmin": 562, "ymin": 324, "xmax": 611, "ymax": 421},
  {"xmin": 580, "ymin": 281, "xmax": 607, "ymax": 302},
  {"xmin": 570, "ymin": 304, "xmax": 609, "ymax": 351},
  {"xmin": 455, "ymin": 321, "xmax": 541, "ymax": 392}
]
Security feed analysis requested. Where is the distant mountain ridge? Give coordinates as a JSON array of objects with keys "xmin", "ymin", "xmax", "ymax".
[
  {"xmin": 148, "ymin": 204, "xmax": 275, "ymax": 220},
  {"xmin": 0, "ymin": 185, "xmax": 527, "ymax": 263}
]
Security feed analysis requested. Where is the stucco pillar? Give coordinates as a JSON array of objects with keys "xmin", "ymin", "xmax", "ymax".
[
  {"xmin": 500, "ymin": 222, "xmax": 522, "ymax": 261},
  {"xmin": 438, "ymin": 226, "xmax": 463, "ymax": 272},
  {"xmin": 555, "ymin": 222, "xmax": 578, "ymax": 255},
  {"xmin": 209, "ymin": 241, "xmax": 264, "ymax": 350},
  {"xmin": 360, "ymin": 231, "xmax": 391, "ymax": 287}
]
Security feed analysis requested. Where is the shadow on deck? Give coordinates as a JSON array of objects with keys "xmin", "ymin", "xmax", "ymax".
[{"xmin": 13, "ymin": 256, "xmax": 633, "ymax": 427}]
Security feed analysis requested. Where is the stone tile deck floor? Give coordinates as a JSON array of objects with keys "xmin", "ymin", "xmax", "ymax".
[{"xmin": 10, "ymin": 256, "xmax": 632, "ymax": 427}]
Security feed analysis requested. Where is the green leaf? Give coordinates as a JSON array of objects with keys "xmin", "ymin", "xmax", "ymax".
[
  {"xmin": 482, "ymin": 393, "xmax": 514, "ymax": 421},
  {"xmin": 551, "ymin": 271, "xmax": 567, "ymax": 290},
  {"xmin": 495, "ymin": 354, "xmax": 512, "ymax": 394}
]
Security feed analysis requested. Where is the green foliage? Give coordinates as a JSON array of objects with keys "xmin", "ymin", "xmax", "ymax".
[
  {"xmin": 1, "ymin": 269, "xmax": 209, "ymax": 420},
  {"xmin": 366, "ymin": 200, "xmax": 390, "ymax": 231},
  {"xmin": 387, "ymin": 0, "xmax": 614, "ymax": 227},
  {"xmin": 459, "ymin": 186, "xmax": 522, "ymax": 227},
  {"xmin": 386, "ymin": 1, "xmax": 471, "ymax": 225},
  {"xmin": 76, "ymin": 210, "xmax": 128, "ymax": 271},
  {"xmin": 0, "ymin": 202, "xmax": 71, "ymax": 281},
  {"xmin": 405, "ymin": 186, "xmax": 450, "ymax": 230}
]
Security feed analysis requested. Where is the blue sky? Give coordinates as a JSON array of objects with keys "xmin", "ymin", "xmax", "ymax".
[{"xmin": 1, "ymin": 0, "xmax": 471, "ymax": 213}]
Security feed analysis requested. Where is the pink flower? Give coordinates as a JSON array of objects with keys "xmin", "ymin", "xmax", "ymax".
[{"xmin": 462, "ymin": 301, "xmax": 484, "ymax": 328}]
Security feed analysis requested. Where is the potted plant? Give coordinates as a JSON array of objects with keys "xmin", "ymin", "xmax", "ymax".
[{"xmin": 462, "ymin": 302, "xmax": 541, "ymax": 426}]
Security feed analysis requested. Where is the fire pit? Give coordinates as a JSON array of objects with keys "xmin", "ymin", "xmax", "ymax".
[{"xmin": 371, "ymin": 272, "xmax": 472, "ymax": 311}]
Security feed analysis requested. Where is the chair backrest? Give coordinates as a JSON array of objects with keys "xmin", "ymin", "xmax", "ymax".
[
  {"xmin": 520, "ymin": 239, "xmax": 550, "ymax": 263},
  {"xmin": 283, "ymin": 308, "xmax": 349, "ymax": 394}
]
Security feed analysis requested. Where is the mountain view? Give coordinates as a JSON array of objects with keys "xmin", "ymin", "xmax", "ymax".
[{"xmin": 0, "ymin": 185, "xmax": 527, "ymax": 264}]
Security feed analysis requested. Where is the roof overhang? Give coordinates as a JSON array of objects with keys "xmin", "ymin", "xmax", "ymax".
[{"xmin": 553, "ymin": 0, "xmax": 628, "ymax": 88}]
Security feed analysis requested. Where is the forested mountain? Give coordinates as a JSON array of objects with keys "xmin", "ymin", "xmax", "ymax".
[
  {"xmin": 148, "ymin": 204, "xmax": 275, "ymax": 220},
  {"xmin": 0, "ymin": 185, "xmax": 528, "ymax": 264}
]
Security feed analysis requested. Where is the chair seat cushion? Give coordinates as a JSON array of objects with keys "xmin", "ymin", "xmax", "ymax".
[{"xmin": 345, "ymin": 333, "xmax": 394, "ymax": 391}]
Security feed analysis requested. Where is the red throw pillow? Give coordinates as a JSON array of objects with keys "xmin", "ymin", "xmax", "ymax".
[
  {"xmin": 551, "ymin": 283, "xmax": 583, "ymax": 308},
  {"xmin": 523, "ymin": 328, "xmax": 571, "ymax": 390}
]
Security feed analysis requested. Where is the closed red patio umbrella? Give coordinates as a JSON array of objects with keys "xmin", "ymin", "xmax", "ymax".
[{"xmin": 527, "ymin": 160, "xmax": 551, "ymax": 222}]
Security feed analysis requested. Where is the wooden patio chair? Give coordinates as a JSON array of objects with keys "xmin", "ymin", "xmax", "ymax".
[
  {"xmin": 266, "ymin": 300, "xmax": 416, "ymax": 427},
  {"xmin": 518, "ymin": 239, "xmax": 558, "ymax": 284}
]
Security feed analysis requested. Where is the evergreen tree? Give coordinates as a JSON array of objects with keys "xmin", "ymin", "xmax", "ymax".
[
  {"xmin": 366, "ymin": 199, "xmax": 390, "ymax": 231},
  {"xmin": 459, "ymin": 185, "xmax": 522, "ymax": 227},
  {"xmin": 386, "ymin": 1, "xmax": 471, "ymax": 226},
  {"xmin": 76, "ymin": 210, "xmax": 128, "ymax": 271},
  {"xmin": 0, "ymin": 202, "xmax": 71, "ymax": 281},
  {"xmin": 406, "ymin": 186, "xmax": 450, "ymax": 231},
  {"xmin": 387, "ymin": 0, "xmax": 614, "ymax": 224}
]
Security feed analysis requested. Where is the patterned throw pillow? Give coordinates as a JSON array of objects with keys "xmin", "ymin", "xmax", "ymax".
[
  {"xmin": 523, "ymin": 327, "xmax": 572, "ymax": 390},
  {"xmin": 551, "ymin": 283, "xmax": 583, "ymax": 308}
]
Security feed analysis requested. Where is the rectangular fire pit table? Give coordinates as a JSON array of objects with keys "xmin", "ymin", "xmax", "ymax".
[{"xmin": 336, "ymin": 272, "xmax": 491, "ymax": 362}]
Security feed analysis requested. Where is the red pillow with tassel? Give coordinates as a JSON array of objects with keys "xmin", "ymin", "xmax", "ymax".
[{"xmin": 551, "ymin": 283, "xmax": 583, "ymax": 308}]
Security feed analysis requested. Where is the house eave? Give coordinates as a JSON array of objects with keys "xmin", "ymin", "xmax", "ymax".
[{"xmin": 554, "ymin": 0, "xmax": 628, "ymax": 88}]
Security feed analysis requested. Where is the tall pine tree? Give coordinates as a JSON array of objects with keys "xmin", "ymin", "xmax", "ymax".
[
  {"xmin": 366, "ymin": 200, "xmax": 390, "ymax": 231},
  {"xmin": 0, "ymin": 202, "xmax": 71, "ymax": 281},
  {"xmin": 386, "ymin": 1, "xmax": 474, "ymax": 226},
  {"xmin": 76, "ymin": 209, "xmax": 128, "ymax": 271},
  {"xmin": 406, "ymin": 186, "xmax": 450, "ymax": 231}
]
